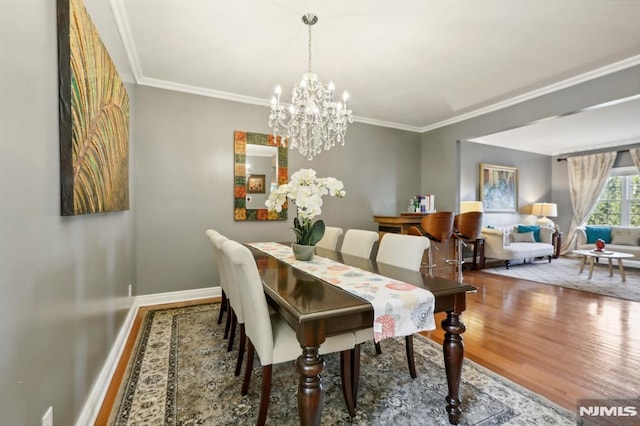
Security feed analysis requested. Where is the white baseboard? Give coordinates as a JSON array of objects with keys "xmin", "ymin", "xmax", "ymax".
[{"xmin": 75, "ymin": 287, "xmax": 221, "ymax": 426}]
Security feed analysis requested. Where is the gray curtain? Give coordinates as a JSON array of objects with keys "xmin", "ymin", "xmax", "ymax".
[{"xmin": 561, "ymin": 152, "xmax": 617, "ymax": 254}]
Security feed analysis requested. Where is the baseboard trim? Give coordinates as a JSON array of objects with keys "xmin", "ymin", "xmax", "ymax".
[{"xmin": 75, "ymin": 287, "xmax": 221, "ymax": 426}]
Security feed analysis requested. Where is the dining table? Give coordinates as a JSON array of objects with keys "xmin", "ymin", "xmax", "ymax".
[{"xmin": 247, "ymin": 243, "xmax": 476, "ymax": 425}]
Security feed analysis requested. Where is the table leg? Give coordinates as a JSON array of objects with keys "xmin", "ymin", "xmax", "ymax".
[
  {"xmin": 608, "ymin": 259, "xmax": 613, "ymax": 277},
  {"xmin": 618, "ymin": 259, "xmax": 626, "ymax": 282},
  {"xmin": 296, "ymin": 346, "xmax": 323, "ymax": 425},
  {"xmin": 441, "ymin": 310, "xmax": 466, "ymax": 425},
  {"xmin": 579, "ymin": 256, "xmax": 586, "ymax": 273},
  {"xmin": 588, "ymin": 257, "xmax": 594, "ymax": 279}
]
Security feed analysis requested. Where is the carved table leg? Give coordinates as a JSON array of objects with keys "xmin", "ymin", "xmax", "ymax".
[
  {"xmin": 442, "ymin": 310, "xmax": 466, "ymax": 425},
  {"xmin": 296, "ymin": 346, "xmax": 324, "ymax": 426}
]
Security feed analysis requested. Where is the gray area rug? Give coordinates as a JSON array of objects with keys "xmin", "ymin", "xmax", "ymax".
[
  {"xmin": 483, "ymin": 256, "xmax": 640, "ymax": 302},
  {"xmin": 109, "ymin": 303, "xmax": 575, "ymax": 425}
]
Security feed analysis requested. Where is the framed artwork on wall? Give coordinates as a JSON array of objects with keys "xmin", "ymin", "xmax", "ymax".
[
  {"xmin": 247, "ymin": 174, "xmax": 266, "ymax": 194},
  {"xmin": 480, "ymin": 163, "xmax": 518, "ymax": 212},
  {"xmin": 57, "ymin": 0, "xmax": 130, "ymax": 216}
]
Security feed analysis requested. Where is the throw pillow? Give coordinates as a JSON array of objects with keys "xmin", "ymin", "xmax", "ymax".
[
  {"xmin": 611, "ymin": 234, "xmax": 638, "ymax": 246},
  {"xmin": 610, "ymin": 226, "xmax": 640, "ymax": 246},
  {"xmin": 518, "ymin": 225, "xmax": 540, "ymax": 242},
  {"xmin": 585, "ymin": 225, "xmax": 612, "ymax": 244},
  {"xmin": 511, "ymin": 231, "xmax": 535, "ymax": 243}
]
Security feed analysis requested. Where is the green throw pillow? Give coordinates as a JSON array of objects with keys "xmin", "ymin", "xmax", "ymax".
[{"xmin": 518, "ymin": 225, "xmax": 540, "ymax": 242}]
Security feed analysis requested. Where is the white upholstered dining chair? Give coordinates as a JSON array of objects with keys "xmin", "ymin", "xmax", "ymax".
[
  {"xmin": 210, "ymin": 232, "xmax": 247, "ymax": 377},
  {"xmin": 316, "ymin": 226, "xmax": 344, "ymax": 250},
  {"xmin": 222, "ymin": 239, "xmax": 357, "ymax": 424},
  {"xmin": 376, "ymin": 232, "xmax": 430, "ymax": 272},
  {"xmin": 350, "ymin": 232, "xmax": 431, "ymax": 406},
  {"xmin": 206, "ymin": 229, "xmax": 230, "ymax": 331},
  {"xmin": 340, "ymin": 229, "xmax": 379, "ymax": 259}
]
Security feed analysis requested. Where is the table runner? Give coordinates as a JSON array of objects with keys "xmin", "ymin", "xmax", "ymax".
[{"xmin": 248, "ymin": 242, "xmax": 435, "ymax": 342}]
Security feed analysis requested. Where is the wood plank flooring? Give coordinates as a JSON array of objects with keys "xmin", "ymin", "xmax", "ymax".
[
  {"xmin": 423, "ymin": 270, "xmax": 640, "ymax": 413},
  {"xmin": 96, "ymin": 273, "xmax": 640, "ymax": 423}
]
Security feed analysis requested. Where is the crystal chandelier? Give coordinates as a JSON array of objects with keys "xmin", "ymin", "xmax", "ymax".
[{"xmin": 269, "ymin": 13, "xmax": 353, "ymax": 161}]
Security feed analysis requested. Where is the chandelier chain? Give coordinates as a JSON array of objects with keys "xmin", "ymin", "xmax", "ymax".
[{"xmin": 307, "ymin": 20, "xmax": 312, "ymax": 73}]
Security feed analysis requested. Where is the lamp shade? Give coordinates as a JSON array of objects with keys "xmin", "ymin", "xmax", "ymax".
[
  {"xmin": 532, "ymin": 203, "xmax": 557, "ymax": 217},
  {"xmin": 460, "ymin": 201, "xmax": 484, "ymax": 213}
]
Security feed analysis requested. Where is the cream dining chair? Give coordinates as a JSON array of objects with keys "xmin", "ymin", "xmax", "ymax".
[
  {"xmin": 206, "ymin": 229, "xmax": 230, "ymax": 332},
  {"xmin": 222, "ymin": 239, "xmax": 357, "ymax": 423},
  {"xmin": 316, "ymin": 226, "xmax": 344, "ymax": 250},
  {"xmin": 210, "ymin": 232, "xmax": 247, "ymax": 377},
  {"xmin": 340, "ymin": 229, "xmax": 379, "ymax": 259},
  {"xmin": 349, "ymin": 232, "xmax": 431, "ymax": 406}
]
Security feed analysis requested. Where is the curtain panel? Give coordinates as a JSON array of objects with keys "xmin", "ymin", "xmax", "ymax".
[{"xmin": 561, "ymin": 152, "xmax": 617, "ymax": 254}]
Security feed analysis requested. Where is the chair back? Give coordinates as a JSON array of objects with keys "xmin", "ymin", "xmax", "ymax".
[
  {"xmin": 407, "ymin": 226, "xmax": 423, "ymax": 236},
  {"xmin": 340, "ymin": 229, "xmax": 379, "ymax": 259},
  {"xmin": 421, "ymin": 212, "xmax": 454, "ymax": 243},
  {"xmin": 223, "ymin": 240, "xmax": 275, "ymax": 364},
  {"xmin": 316, "ymin": 226, "xmax": 344, "ymax": 250},
  {"xmin": 376, "ymin": 233, "xmax": 430, "ymax": 271},
  {"xmin": 207, "ymin": 230, "xmax": 225, "ymax": 292},
  {"xmin": 454, "ymin": 212, "xmax": 484, "ymax": 240},
  {"xmin": 211, "ymin": 233, "xmax": 244, "ymax": 323},
  {"xmin": 205, "ymin": 229, "xmax": 219, "ymax": 240}
]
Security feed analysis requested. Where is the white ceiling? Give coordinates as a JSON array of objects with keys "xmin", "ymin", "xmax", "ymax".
[{"xmin": 87, "ymin": 0, "xmax": 640, "ymax": 155}]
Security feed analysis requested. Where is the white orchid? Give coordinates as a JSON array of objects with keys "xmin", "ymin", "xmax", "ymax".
[{"xmin": 266, "ymin": 168, "xmax": 346, "ymax": 245}]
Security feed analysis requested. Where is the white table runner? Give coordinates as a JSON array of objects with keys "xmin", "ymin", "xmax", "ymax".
[{"xmin": 249, "ymin": 242, "xmax": 435, "ymax": 342}]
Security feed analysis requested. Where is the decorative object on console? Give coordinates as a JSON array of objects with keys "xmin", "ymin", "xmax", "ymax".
[
  {"xmin": 268, "ymin": 13, "xmax": 353, "ymax": 161},
  {"xmin": 266, "ymin": 168, "xmax": 346, "ymax": 260},
  {"xmin": 532, "ymin": 202, "xmax": 557, "ymax": 228},
  {"xmin": 57, "ymin": 0, "xmax": 129, "ymax": 216},
  {"xmin": 409, "ymin": 195, "xmax": 435, "ymax": 213},
  {"xmin": 480, "ymin": 164, "xmax": 518, "ymax": 212}
]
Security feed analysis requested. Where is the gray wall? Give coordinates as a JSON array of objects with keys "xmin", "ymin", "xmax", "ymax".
[
  {"xmin": 459, "ymin": 141, "xmax": 551, "ymax": 226},
  {"xmin": 134, "ymin": 86, "xmax": 422, "ymax": 295},
  {"xmin": 0, "ymin": 1, "xmax": 136, "ymax": 425}
]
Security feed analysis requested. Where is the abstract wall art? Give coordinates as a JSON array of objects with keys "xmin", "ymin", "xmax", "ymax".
[
  {"xmin": 480, "ymin": 163, "xmax": 518, "ymax": 212},
  {"xmin": 57, "ymin": 0, "xmax": 130, "ymax": 215}
]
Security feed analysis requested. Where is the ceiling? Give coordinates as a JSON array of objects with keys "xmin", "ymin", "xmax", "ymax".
[{"xmin": 87, "ymin": 0, "xmax": 640, "ymax": 155}]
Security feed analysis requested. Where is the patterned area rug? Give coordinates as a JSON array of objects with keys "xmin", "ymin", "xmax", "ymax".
[
  {"xmin": 109, "ymin": 303, "xmax": 575, "ymax": 425},
  {"xmin": 483, "ymin": 256, "xmax": 640, "ymax": 302}
]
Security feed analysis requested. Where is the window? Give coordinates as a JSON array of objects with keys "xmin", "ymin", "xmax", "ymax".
[{"xmin": 587, "ymin": 166, "xmax": 640, "ymax": 226}]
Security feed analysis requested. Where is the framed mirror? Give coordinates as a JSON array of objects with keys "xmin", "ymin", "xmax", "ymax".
[{"xmin": 234, "ymin": 130, "xmax": 288, "ymax": 221}]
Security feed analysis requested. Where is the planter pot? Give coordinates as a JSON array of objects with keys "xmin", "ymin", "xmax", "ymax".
[{"xmin": 292, "ymin": 243, "xmax": 315, "ymax": 261}]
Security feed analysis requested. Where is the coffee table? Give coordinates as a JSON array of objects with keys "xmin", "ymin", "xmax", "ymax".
[{"xmin": 572, "ymin": 249, "xmax": 635, "ymax": 282}]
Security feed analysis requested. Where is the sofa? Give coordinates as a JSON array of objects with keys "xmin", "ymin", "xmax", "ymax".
[
  {"xmin": 574, "ymin": 225, "xmax": 640, "ymax": 260},
  {"xmin": 481, "ymin": 224, "xmax": 555, "ymax": 268}
]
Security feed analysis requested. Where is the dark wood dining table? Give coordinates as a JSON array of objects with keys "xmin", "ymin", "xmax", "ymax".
[{"xmin": 248, "ymin": 244, "xmax": 476, "ymax": 425}]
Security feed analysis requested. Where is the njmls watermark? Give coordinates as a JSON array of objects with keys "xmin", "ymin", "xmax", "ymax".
[{"xmin": 577, "ymin": 399, "xmax": 639, "ymax": 426}]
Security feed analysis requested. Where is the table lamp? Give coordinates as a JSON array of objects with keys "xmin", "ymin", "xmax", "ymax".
[
  {"xmin": 460, "ymin": 201, "xmax": 484, "ymax": 213},
  {"xmin": 532, "ymin": 203, "xmax": 557, "ymax": 228}
]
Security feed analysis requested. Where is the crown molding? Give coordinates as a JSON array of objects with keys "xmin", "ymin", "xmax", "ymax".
[{"xmin": 420, "ymin": 55, "xmax": 640, "ymax": 133}]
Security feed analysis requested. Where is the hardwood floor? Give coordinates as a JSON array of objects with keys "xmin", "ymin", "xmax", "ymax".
[
  {"xmin": 96, "ymin": 274, "xmax": 640, "ymax": 422},
  {"xmin": 423, "ymin": 270, "xmax": 640, "ymax": 413}
]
